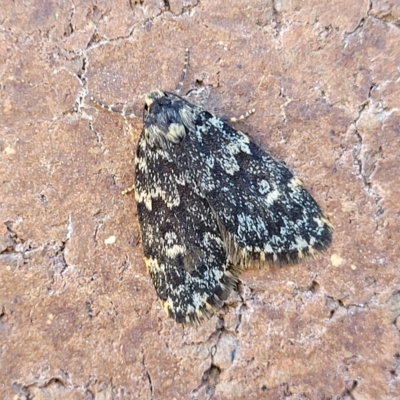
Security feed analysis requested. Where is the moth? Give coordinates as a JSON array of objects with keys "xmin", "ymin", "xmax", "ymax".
[{"xmin": 92, "ymin": 49, "xmax": 332, "ymax": 325}]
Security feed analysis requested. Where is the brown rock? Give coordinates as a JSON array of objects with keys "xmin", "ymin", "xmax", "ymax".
[{"xmin": 1, "ymin": 0, "xmax": 399, "ymax": 399}]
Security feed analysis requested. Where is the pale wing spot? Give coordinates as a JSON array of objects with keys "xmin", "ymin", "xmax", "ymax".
[
  {"xmin": 265, "ymin": 188, "xmax": 281, "ymax": 205},
  {"xmin": 167, "ymin": 123, "xmax": 186, "ymax": 143},
  {"xmin": 218, "ymin": 153, "xmax": 240, "ymax": 175},
  {"xmin": 313, "ymin": 216, "xmax": 333, "ymax": 235},
  {"xmin": 288, "ymin": 176, "xmax": 304, "ymax": 192},
  {"xmin": 264, "ymin": 243, "xmax": 274, "ymax": 254},
  {"xmin": 290, "ymin": 235, "xmax": 310, "ymax": 251},
  {"xmin": 234, "ymin": 129, "xmax": 251, "ymax": 144},
  {"xmin": 191, "ymin": 292, "xmax": 208, "ymax": 312},
  {"xmin": 165, "ymin": 232, "xmax": 178, "ymax": 245},
  {"xmin": 145, "ymin": 257, "xmax": 161, "ymax": 273},
  {"xmin": 208, "ymin": 116, "xmax": 224, "ymax": 129},
  {"xmin": 226, "ymin": 139, "xmax": 251, "ymax": 155},
  {"xmin": 136, "ymin": 157, "xmax": 147, "ymax": 172},
  {"xmin": 271, "ymin": 235, "xmax": 285, "ymax": 246},
  {"xmin": 165, "ymin": 244, "xmax": 186, "ymax": 258},
  {"xmin": 138, "ymin": 137, "xmax": 147, "ymax": 151},
  {"xmin": 144, "ymin": 196, "xmax": 152, "ymax": 211},
  {"xmin": 205, "ymin": 155, "xmax": 215, "ymax": 168},
  {"xmin": 258, "ymin": 179, "xmax": 271, "ymax": 195}
]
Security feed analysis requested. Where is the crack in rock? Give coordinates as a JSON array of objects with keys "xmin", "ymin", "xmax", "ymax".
[
  {"xmin": 141, "ymin": 354, "xmax": 154, "ymax": 400},
  {"xmin": 351, "ymin": 95, "xmax": 384, "ymax": 221}
]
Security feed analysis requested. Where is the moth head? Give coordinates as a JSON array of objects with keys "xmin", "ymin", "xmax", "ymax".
[
  {"xmin": 143, "ymin": 90, "xmax": 187, "ymax": 147},
  {"xmin": 144, "ymin": 89, "xmax": 165, "ymax": 108}
]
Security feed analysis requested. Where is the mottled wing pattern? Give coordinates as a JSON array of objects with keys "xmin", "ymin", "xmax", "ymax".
[
  {"xmin": 134, "ymin": 130, "xmax": 238, "ymax": 324},
  {"xmin": 163, "ymin": 93, "xmax": 332, "ymax": 267}
]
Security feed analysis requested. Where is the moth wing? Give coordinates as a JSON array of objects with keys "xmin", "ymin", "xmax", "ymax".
[
  {"xmin": 177, "ymin": 109, "xmax": 332, "ymax": 266},
  {"xmin": 134, "ymin": 132, "xmax": 238, "ymax": 324}
]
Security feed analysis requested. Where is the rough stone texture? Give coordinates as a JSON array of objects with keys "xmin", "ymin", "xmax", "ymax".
[{"xmin": 1, "ymin": 0, "xmax": 399, "ymax": 399}]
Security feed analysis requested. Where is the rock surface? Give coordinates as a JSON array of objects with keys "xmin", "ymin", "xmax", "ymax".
[{"xmin": 1, "ymin": 0, "xmax": 399, "ymax": 399}]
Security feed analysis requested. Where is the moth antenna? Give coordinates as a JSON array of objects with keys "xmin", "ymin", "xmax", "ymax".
[
  {"xmin": 230, "ymin": 108, "xmax": 256, "ymax": 122},
  {"xmin": 90, "ymin": 96, "xmax": 140, "ymax": 125},
  {"xmin": 175, "ymin": 48, "xmax": 190, "ymax": 94}
]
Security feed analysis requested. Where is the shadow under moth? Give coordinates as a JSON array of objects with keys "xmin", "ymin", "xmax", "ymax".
[{"xmin": 91, "ymin": 49, "xmax": 332, "ymax": 325}]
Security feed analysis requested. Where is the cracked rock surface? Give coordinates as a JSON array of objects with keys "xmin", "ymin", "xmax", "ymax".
[{"xmin": 1, "ymin": 0, "xmax": 399, "ymax": 399}]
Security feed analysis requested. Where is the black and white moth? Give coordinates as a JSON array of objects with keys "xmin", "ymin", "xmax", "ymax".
[{"xmin": 92, "ymin": 49, "xmax": 332, "ymax": 325}]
